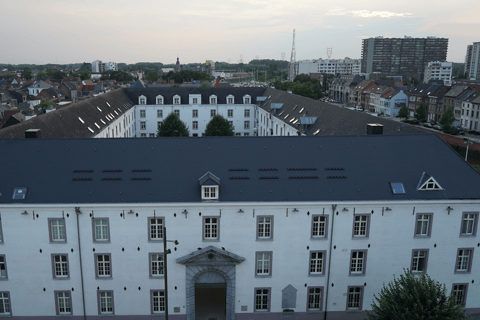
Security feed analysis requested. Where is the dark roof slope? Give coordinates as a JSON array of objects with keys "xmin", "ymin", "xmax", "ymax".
[
  {"xmin": 0, "ymin": 135, "xmax": 478, "ymax": 205},
  {"xmin": 260, "ymin": 88, "xmax": 426, "ymax": 136},
  {"xmin": 0, "ymin": 89, "xmax": 133, "ymax": 139}
]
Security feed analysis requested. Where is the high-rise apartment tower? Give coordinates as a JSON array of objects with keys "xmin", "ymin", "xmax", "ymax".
[{"xmin": 464, "ymin": 42, "xmax": 480, "ymax": 80}]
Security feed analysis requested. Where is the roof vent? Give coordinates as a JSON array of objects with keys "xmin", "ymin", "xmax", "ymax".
[
  {"xmin": 367, "ymin": 123, "xmax": 383, "ymax": 135},
  {"xmin": 25, "ymin": 129, "xmax": 41, "ymax": 139}
]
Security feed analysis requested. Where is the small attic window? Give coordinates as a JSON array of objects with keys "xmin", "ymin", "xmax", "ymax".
[
  {"xmin": 418, "ymin": 177, "xmax": 443, "ymax": 191},
  {"xmin": 199, "ymin": 172, "xmax": 220, "ymax": 201},
  {"xmin": 12, "ymin": 187, "xmax": 28, "ymax": 200},
  {"xmin": 202, "ymin": 186, "xmax": 219, "ymax": 200},
  {"xmin": 390, "ymin": 182, "xmax": 405, "ymax": 194}
]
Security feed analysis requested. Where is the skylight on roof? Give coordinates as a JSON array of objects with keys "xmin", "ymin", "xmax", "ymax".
[
  {"xmin": 100, "ymin": 119, "xmax": 106, "ymax": 125},
  {"xmin": 78, "ymin": 117, "xmax": 85, "ymax": 124},
  {"xmin": 106, "ymin": 102, "xmax": 111, "ymax": 107},
  {"xmin": 88, "ymin": 127, "xmax": 94, "ymax": 133},
  {"xmin": 284, "ymin": 114, "xmax": 289, "ymax": 119},
  {"xmin": 313, "ymin": 129, "xmax": 320, "ymax": 135},
  {"xmin": 278, "ymin": 111, "xmax": 284, "ymax": 116},
  {"xmin": 293, "ymin": 105, "xmax": 298, "ymax": 110},
  {"xmin": 390, "ymin": 182, "xmax": 405, "ymax": 194},
  {"xmin": 97, "ymin": 107, "xmax": 102, "ymax": 112},
  {"xmin": 94, "ymin": 123, "xmax": 101, "ymax": 129},
  {"xmin": 299, "ymin": 107, "xmax": 304, "ymax": 113},
  {"xmin": 12, "ymin": 187, "xmax": 27, "ymax": 200},
  {"xmin": 289, "ymin": 118, "xmax": 295, "ymax": 123},
  {"xmin": 292, "ymin": 119, "xmax": 299, "ymax": 124},
  {"xmin": 114, "ymin": 110, "xmax": 119, "ymax": 115}
]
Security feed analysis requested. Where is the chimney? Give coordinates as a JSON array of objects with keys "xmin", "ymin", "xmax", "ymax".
[
  {"xmin": 25, "ymin": 129, "xmax": 41, "ymax": 139},
  {"xmin": 366, "ymin": 123, "xmax": 383, "ymax": 135},
  {"xmin": 214, "ymin": 77, "xmax": 221, "ymax": 88}
]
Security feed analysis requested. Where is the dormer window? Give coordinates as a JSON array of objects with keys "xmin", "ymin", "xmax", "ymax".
[
  {"xmin": 203, "ymin": 186, "xmax": 218, "ymax": 200},
  {"xmin": 227, "ymin": 95, "xmax": 234, "ymax": 104},
  {"xmin": 173, "ymin": 95, "xmax": 181, "ymax": 104},
  {"xmin": 199, "ymin": 172, "xmax": 220, "ymax": 201},
  {"xmin": 243, "ymin": 95, "xmax": 251, "ymax": 104},
  {"xmin": 139, "ymin": 96, "xmax": 146, "ymax": 105},
  {"xmin": 210, "ymin": 96, "xmax": 217, "ymax": 104},
  {"xmin": 417, "ymin": 172, "xmax": 443, "ymax": 191},
  {"xmin": 156, "ymin": 96, "xmax": 163, "ymax": 105}
]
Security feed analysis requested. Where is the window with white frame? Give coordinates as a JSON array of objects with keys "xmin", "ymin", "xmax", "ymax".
[
  {"xmin": 174, "ymin": 110, "xmax": 180, "ymax": 117},
  {"xmin": 312, "ymin": 215, "xmax": 327, "ymax": 238},
  {"xmin": 157, "ymin": 97, "xmax": 163, "ymax": 105},
  {"xmin": 257, "ymin": 216, "xmax": 272, "ymax": 239},
  {"xmin": 193, "ymin": 98, "xmax": 198, "ymax": 104},
  {"xmin": 227, "ymin": 96, "xmax": 234, "ymax": 104},
  {"xmin": 203, "ymin": 217, "xmax": 219, "ymax": 240},
  {"xmin": 350, "ymin": 251, "xmax": 366, "ymax": 275},
  {"xmin": 0, "ymin": 292, "xmax": 11, "ymax": 316},
  {"xmin": 461, "ymin": 213, "xmax": 478, "ymax": 236},
  {"xmin": 149, "ymin": 133, "xmax": 155, "ymax": 137},
  {"xmin": 193, "ymin": 121, "xmax": 198, "ymax": 129},
  {"xmin": 149, "ymin": 218, "xmax": 164, "ymax": 240},
  {"xmin": 309, "ymin": 251, "xmax": 324, "ymax": 275},
  {"xmin": 452, "ymin": 284, "xmax": 468, "ymax": 306},
  {"xmin": 93, "ymin": 218, "xmax": 109, "ymax": 242},
  {"xmin": 228, "ymin": 109, "xmax": 233, "ymax": 117},
  {"xmin": 56, "ymin": 291, "xmax": 72, "ymax": 315},
  {"xmin": 157, "ymin": 110, "xmax": 163, "ymax": 118},
  {"xmin": 95, "ymin": 254, "xmax": 111, "ymax": 278},
  {"xmin": 415, "ymin": 214, "xmax": 432, "ymax": 236},
  {"xmin": 98, "ymin": 291, "xmax": 113, "ymax": 314},
  {"xmin": 192, "ymin": 110, "xmax": 198, "ymax": 118},
  {"xmin": 244, "ymin": 132, "xmax": 250, "ymax": 136},
  {"xmin": 353, "ymin": 215, "xmax": 369, "ymax": 237},
  {"xmin": 202, "ymin": 186, "xmax": 218, "ymax": 200},
  {"xmin": 210, "ymin": 110, "xmax": 216, "ymax": 117},
  {"xmin": 210, "ymin": 97, "xmax": 217, "ymax": 104},
  {"xmin": 244, "ymin": 97, "xmax": 251, "ymax": 104},
  {"xmin": 174, "ymin": 97, "xmax": 180, "ymax": 104},
  {"xmin": 150, "ymin": 253, "xmax": 164, "ymax": 277},
  {"xmin": 456, "ymin": 248, "xmax": 473, "ymax": 272},
  {"xmin": 157, "ymin": 121, "xmax": 162, "ymax": 129},
  {"xmin": 140, "ymin": 110, "xmax": 146, "ymax": 118},
  {"xmin": 49, "ymin": 219, "xmax": 66, "ymax": 242},
  {"xmin": 256, "ymin": 252, "xmax": 271, "ymax": 276},
  {"xmin": 52, "ymin": 254, "xmax": 69, "ymax": 278},
  {"xmin": 347, "ymin": 287, "xmax": 363, "ymax": 310},
  {"xmin": 307, "ymin": 287, "xmax": 322, "ymax": 311},
  {"xmin": 0, "ymin": 256, "xmax": 7, "ymax": 279},
  {"xmin": 244, "ymin": 121, "xmax": 250, "ymax": 129},
  {"xmin": 411, "ymin": 250, "xmax": 428, "ymax": 272},
  {"xmin": 141, "ymin": 133, "xmax": 147, "ymax": 138},
  {"xmin": 245, "ymin": 109, "xmax": 250, "ymax": 117},
  {"xmin": 151, "ymin": 290, "xmax": 165, "ymax": 313},
  {"xmin": 255, "ymin": 288, "xmax": 270, "ymax": 312},
  {"xmin": 140, "ymin": 121, "xmax": 146, "ymax": 130},
  {"xmin": 139, "ymin": 97, "xmax": 146, "ymax": 105}
]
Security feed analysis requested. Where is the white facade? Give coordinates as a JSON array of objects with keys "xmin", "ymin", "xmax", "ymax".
[
  {"xmin": 105, "ymin": 62, "xmax": 118, "ymax": 71},
  {"xmin": 424, "ymin": 61, "xmax": 452, "ymax": 85},
  {"xmin": 92, "ymin": 60, "xmax": 105, "ymax": 73},
  {"xmin": 257, "ymin": 106, "xmax": 302, "ymax": 136},
  {"xmin": 465, "ymin": 42, "xmax": 480, "ymax": 80},
  {"xmin": 94, "ymin": 107, "xmax": 136, "ymax": 138},
  {"xmin": 296, "ymin": 58, "xmax": 361, "ymax": 77}
]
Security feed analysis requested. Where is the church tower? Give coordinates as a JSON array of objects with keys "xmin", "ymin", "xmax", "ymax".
[{"xmin": 175, "ymin": 57, "xmax": 180, "ymax": 73}]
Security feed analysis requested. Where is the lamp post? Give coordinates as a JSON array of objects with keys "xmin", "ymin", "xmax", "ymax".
[
  {"xmin": 163, "ymin": 227, "xmax": 179, "ymax": 320},
  {"xmin": 464, "ymin": 138, "xmax": 473, "ymax": 162}
]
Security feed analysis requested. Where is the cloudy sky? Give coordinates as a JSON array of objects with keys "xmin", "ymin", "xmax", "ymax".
[{"xmin": 1, "ymin": 0, "xmax": 478, "ymax": 65}]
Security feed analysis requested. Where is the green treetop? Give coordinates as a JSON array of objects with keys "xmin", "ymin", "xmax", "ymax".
[
  {"xmin": 157, "ymin": 112, "xmax": 190, "ymax": 137},
  {"xmin": 203, "ymin": 114, "xmax": 234, "ymax": 136}
]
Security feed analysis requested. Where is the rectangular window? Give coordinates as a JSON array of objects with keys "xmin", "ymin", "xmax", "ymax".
[
  {"xmin": 141, "ymin": 133, "xmax": 147, "ymax": 138},
  {"xmin": 0, "ymin": 292, "xmax": 11, "ymax": 316},
  {"xmin": 151, "ymin": 290, "xmax": 165, "ymax": 313},
  {"xmin": 210, "ymin": 97, "xmax": 217, "ymax": 104},
  {"xmin": 228, "ymin": 109, "xmax": 233, "ymax": 117},
  {"xmin": 244, "ymin": 132, "xmax": 249, "ymax": 136},
  {"xmin": 346, "ymin": 286, "xmax": 363, "ymax": 310},
  {"xmin": 49, "ymin": 218, "xmax": 66, "ymax": 243},
  {"xmin": 244, "ymin": 121, "xmax": 250, "ymax": 129},
  {"xmin": 228, "ymin": 97, "xmax": 234, "ymax": 104},
  {"xmin": 192, "ymin": 110, "xmax": 198, "ymax": 118},
  {"xmin": 157, "ymin": 98, "xmax": 163, "ymax": 105},
  {"xmin": 93, "ymin": 218, "xmax": 110, "ymax": 242},
  {"xmin": 52, "ymin": 254, "xmax": 69, "ymax": 279},
  {"xmin": 174, "ymin": 98, "xmax": 180, "ymax": 104},
  {"xmin": 0, "ymin": 255, "xmax": 7, "ymax": 279},
  {"xmin": 139, "ymin": 98, "xmax": 146, "ymax": 105},
  {"xmin": 140, "ymin": 121, "xmax": 146, "ymax": 130},
  {"xmin": 203, "ymin": 217, "xmax": 219, "ymax": 240},
  {"xmin": 157, "ymin": 121, "xmax": 162, "ymax": 129},
  {"xmin": 245, "ymin": 98, "xmax": 251, "ymax": 104},
  {"xmin": 148, "ymin": 217, "xmax": 164, "ymax": 241},
  {"xmin": 257, "ymin": 216, "xmax": 273, "ymax": 240},
  {"xmin": 98, "ymin": 291, "xmax": 114, "ymax": 315},
  {"xmin": 255, "ymin": 252, "xmax": 272, "ymax": 276},
  {"xmin": 202, "ymin": 186, "xmax": 218, "ymax": 200},
  {"xmin": 411, "ymin": 249, "xmax": 428, "ymax": 272},
  {"xmin": 140, "ymin": 110, "xmax": 146, "ymax": 118},
  {"xmin": 245, "ymin": 109, "xmax": 250, "ymax": 117},
  {"xmin": 311, "ymin": 215, "xmax": 328, "ymax": 238},
  {"xmin": 254, "ymin": 288, "xmax": 270, "ymax": 312},
  {"xmin": 235, "ymin": 133, "xmax": 241, "ymax": 136},
  {"xmin": 455, "ymin": 248, "xmax": 474, "ymax": 273},
  {"xmin": 353, "ymin": 214, "xmax": 370, "ymax": 238},
  {"xmin": 193, "ymin": 98, "xmax": 198, "ymax": 104},
  {"xmin": 95, "ymin": 253, "xmax": 112, "ymax": 278},
  {"xmin": 461, "ymin": 212, "xmax": 478, "ymax": 236},
  {"xmin": 452, "ymin": 284, "xmax": 468, "ymax": 306},
  {"xmin": 350, "ymin": 250, "xmax": 367, "ymax": 275},
  {"xmin": 309, "ymin": 251, "xmax": 325, "ymax": 275},
  {"xmin": 149, "ymin": 253, "xmax": 164, "ymax": 277},
  {"xmin": 174, "ymin": 110, "xmax": 180, "ymax": 116},
  {"xmin": 210, "ymin": 110, "xmax": 216, "ymax": 117},
  {"xmin": 157, "ymin": 110, "xmax": 163, "ymax": 118},
  {"xmin": 193, "ymin": 121, "xmax": 198, "ymax": 129},
  {"xmin": 307, "ymin": 287, "xmax": 323, "ymax": 311},
  {"xmin": 55, "ymin": 291, "xmax": 72, "ymax": 315},
  {"xmin": 415, "ymin": 213, "xmax": 433, "ymax": 237}
]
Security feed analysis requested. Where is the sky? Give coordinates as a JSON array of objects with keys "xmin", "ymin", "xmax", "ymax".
[{"xmin": 1, "ymin": 0, "xmax": 479, "ymax": 65}]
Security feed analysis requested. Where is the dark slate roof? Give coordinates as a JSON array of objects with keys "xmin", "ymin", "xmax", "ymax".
[
  {"xmin": 130, "ymin": 79, "xmax": 146, "ymax": 88},
  {"xmin": 0, "ymin": 90, "xmax": 133, "ymax": 139},
  {"xmin": 0, "ymin": 135, "xmax": 479, "ymax": 204},
  {"xmin": 445, "ymin": 85, "xmax": 469, "ymax": 98},
  {"xmin": 260, "ymin": 88, "xmax": 426, "ymax": 136},
  {"xmin": 123, "ymin": 87, "xmax": 267, "ymax": 105}
]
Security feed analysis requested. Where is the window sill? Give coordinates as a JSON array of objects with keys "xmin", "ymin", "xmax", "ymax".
[
  {"xmin": 0, "ymin": 278, "xmax": 8, "ymax": 281},
  {"xmin": 149, "ymin": 276, "xmax": 165, "ymax": 279},
  {"xmin": 346, "ymin": 309, "xmax": 363, "ymax": 313},
  {"xmin": 148, "ymin": 240, "xmax": 164, "ymax": 243},
  {"xmin": 459, "ymin": 235, "xmax": 476, "ymax": 238},
  {"xmin": 93, "ymin": 241, "xmax": 111, "ymax": 244},
  {"xmin": 56, "ymin": 315, "xmax": 73, "ymax": 317},
  {"xmin": 50, "ymin": 241, "xmax": 68, "ymax": 244},
  {"xmin": 53, "ymin": 277, "xmax": 70, "ymax": 280},
  {"xmin": 454, "ymin": 271, "xmax": 471, "ymax": 274},
  {"xmin": 253, "ymin": 311, "xmax": 270, "ymax": 314},
  {"xmin": 95, "ymin": 277, "xmax": 113, "ymax": 280},
  {"xmin": 413, "ymin": 236, "xmax": 431, "ymax": 239},
  {"xmin": 256, "ymin": 238, "xmax": 273, "ymax": 241},
  {"xmin": 98, "ymin": 314, "xmax": 115, "ymax": 317},
  {"xmin": 151, "ymin": 313, "xmax": 166, "ymax": 316},
  {"xmin": 255, "ymin": 275, "xmax": 272, "ymax": 278},
  {"xmin": 306, "ymin": 310, "xmax": 322, "ymax": 313},
  {"xmin": 203, "ymin": 239, "xmax": 220, "ymax": 242},
  {"xmin": 310, "ymin": 237, "xmax": 328, "ymax": 240},
  {"xmin": 308, "ymin": 273, "xmax": 325, "ymax": 277},
  {"xmin": 351, "ymin": 237, "xmax": 369, "ymax": 240},
  {"xmin": 349, "ymin": 273, "xmax": 366, "ymax": 277}
]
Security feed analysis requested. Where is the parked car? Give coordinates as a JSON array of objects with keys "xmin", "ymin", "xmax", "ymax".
[
  {"xmin": 455, "ymin": 125, "xmax": 464, "ymax": 131},
  {"xmin": 424, "ymin": 122, "xmax": 433, "ymax": 128},
  {"xmin": 433, "ymin": 124, "xmax": 443, "ymax": 130}
]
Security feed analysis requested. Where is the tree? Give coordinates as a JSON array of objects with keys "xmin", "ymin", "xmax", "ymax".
[
  {"xmin": 157, "ymin": 112, "xmax": 190, "ymax": 137},
  {"xmin": 398, "ymin": 104, "xmax": 408, "ymax": 119},
  {"xmin": 440, "ymin": 106, "xmax": 456, "ymax": 130},
  {"xmin": 21, "ymin": 69, "xmax": 32, "ymax": 80},
  {"xmin": 78, "ymin": 70, "xmax": 90, "ymax": 80},
  {"xmin": 199, "ymin": 82, "xmax": 212, "ymax": 88},
  {"xmin": 367, "ymin": 269, "xmax": 466, "ymax": 320},
  {"xmin": 414, "ymin": 103, "xmax": 426, "ymax": 122},
  {"xmin": 203, "ymin": 115, "xmax": 234, "ymax": 136},
  {"xmin": 36, "ymin": 100, "xmax": 55, "ymax": 111},
  {"xmin": 145, "ymin": 71, "xmax": 159, "ymax": 82}
]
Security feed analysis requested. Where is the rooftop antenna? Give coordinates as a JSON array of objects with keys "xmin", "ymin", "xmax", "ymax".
[
  {"xmin": 327, "ymin": 48, "xmax": 332, "ymax": 59},
  {"xmin": 289, "ymin": 29, "xmax": 296, "ymax": 81}
]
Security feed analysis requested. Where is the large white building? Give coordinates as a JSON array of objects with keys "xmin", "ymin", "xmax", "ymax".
[
  {"xmin": 0, "ymin": 135, "xmax": 479, "ymax": 320},
  {"xmin": 295, "ymin": 59, "xmax": 361, "ymax": 77},
  {"xmin": 92, "ymin": 61, "xmax": 118, "ymax": 73},
  {"xmin": 465, "ymin": 42, "xmax": 480, "ymax": 80},
  {"xmin": 424, "ymin": 61, "xmax": 453, "ymax": 85}
]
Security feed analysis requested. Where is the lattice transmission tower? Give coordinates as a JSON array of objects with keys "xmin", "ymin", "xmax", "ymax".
[
  {"xmin": 288, "ymin": 29, "xmax": 296, "ymax": 81},
  {"xmin": 327, "ymin": 47, "xmax": 332, "ymax": 59}
]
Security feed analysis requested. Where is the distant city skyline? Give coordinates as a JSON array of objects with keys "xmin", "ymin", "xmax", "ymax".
[{"xmin": 1, "ymin": 0, "xmax": 479, "ymax": 65}]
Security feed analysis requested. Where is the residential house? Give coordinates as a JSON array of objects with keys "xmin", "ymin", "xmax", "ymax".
[
  {"xmin": 28, "ymin": 80, "xmax": 53, "ymax": 96},
  {"xmin": 460, "ymin": 92, "xmax": 480, "ymax": 130}
]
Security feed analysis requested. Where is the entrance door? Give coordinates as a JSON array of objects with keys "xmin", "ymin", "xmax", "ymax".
[{"xmin": 195, "ymin": 283, "xmax": 226, "ymax": 320}]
